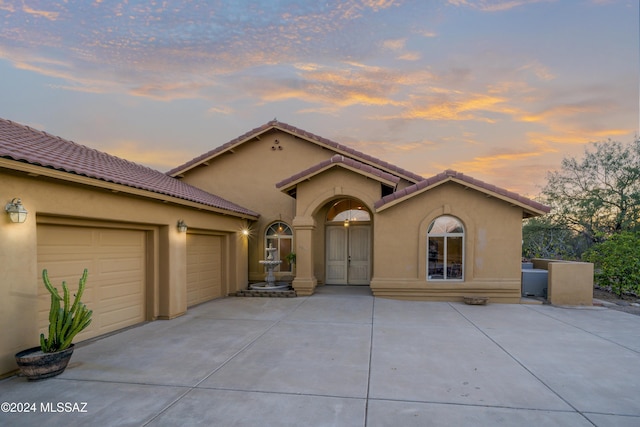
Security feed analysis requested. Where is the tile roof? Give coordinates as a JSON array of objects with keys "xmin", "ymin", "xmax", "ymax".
[
  {"xmin": 0, "ymin": 118, "xmax": 259, "ymax": 218},
  {"xmin": 167, "ymin": 120, "xmax": 425, "ymax": 183},
  {"xmin": 374, "ymin": 169, "xmax": 551, "ymax": 216},
  {"xmin": 276, "ymin": 154, "xmax": 401, "ymax": 191}
]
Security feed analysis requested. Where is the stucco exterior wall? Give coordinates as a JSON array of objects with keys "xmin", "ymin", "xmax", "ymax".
[
  {"xmin": 177, "ymin": 130, "xmax": 416, "ymax": 283},
  {"xmin": 293, "ymin": 167, "xmax": 382, "ymax": 290},
  {"xmin": 371, "ymin": 182, "xmax": 524, "ymax": 302},
  {"xmin": 179, "ymin": 131, "xmax": 330, "ymax": 282},
  {"xmin": 531, "ymin": 259, "xmax": 594, "ymax": 305},
  {"xmin": 1, "ymin": 170, "xmax": 249, "ymax": 377}
]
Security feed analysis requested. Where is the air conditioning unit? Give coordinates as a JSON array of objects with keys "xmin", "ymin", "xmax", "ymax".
[{"xmin": 521, "ymin": 269, "xmax": 548, "ymax": 297}]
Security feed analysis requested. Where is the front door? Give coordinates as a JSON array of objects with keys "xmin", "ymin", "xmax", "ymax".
[{"xmin": 325, "ymin": 224, "xmax": 371, "ymax": 285}]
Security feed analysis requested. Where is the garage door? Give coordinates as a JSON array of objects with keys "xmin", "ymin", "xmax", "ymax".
[
  {"xmin": 187, "ymin": 234, "xmax": 223, "ymax": 306},
  {"xmin": 37, "ymin": 224, "xmax": 146, "ymax": 342}
]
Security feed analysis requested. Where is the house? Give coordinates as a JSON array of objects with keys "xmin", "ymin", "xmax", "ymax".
[
  {"xmin": 168, "ymin": 120, "xmax": 550, "ymax": 299},
  {"xmin": 1, "ymin": 117, "xmax": 549, "ymax": 376}
]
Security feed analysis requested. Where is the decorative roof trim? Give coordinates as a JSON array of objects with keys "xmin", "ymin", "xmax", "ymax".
[
  {"xmin": 276, "ymin": 154, "xmax": 400, "ymax": 193},
  {"xmin": 374, "ymin": 169, "xmax": 550, "ymax": 217},
  {"xmin": 167, "ymin": 120, "xmax": 425, "ymax": 183},
  {"xmin": 0, "ymin": 118, "xmax": 259, "ymax": 219}
]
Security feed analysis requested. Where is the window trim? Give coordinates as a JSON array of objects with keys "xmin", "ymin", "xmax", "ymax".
[
  {"xmin": 427, "ymin": 215, "xmax": 464, "ymax": 282},
  {"xmin": 265, "ymin": 221, "xmax": 294, "ymax": 273}
]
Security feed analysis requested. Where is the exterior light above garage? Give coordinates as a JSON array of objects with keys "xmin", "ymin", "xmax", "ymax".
[
  {"xmin": 177, "ymin": 219, "xmax": 188, "ymax": 233},
  {"xmin": 5, "ymin": 198, "xmax": 28, "ymax": 223}
]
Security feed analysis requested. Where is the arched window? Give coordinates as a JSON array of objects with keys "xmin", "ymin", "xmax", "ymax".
[
  {"xmin": 265, "ymin": 222, "xmax": 294, "ymax": 272},
  {"xmin": 427, "ymin": 216, "xmax": 464, "ymax": 281},
  {"xmin": 326, "ymin": 199, "xmax": 370, "ymax": 226}
]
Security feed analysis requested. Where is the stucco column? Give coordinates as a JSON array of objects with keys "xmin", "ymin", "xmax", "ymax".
[
  {"xmin": 232, "ymin": 230, "xmax": 250, "ymax": 293},
  {"xmin": 292, "ymin": 216, "xmax": 317, "ymax": 296},
  {"xmin": 158, "ymin": 225, "xmax": 187, "ymax": 319}
]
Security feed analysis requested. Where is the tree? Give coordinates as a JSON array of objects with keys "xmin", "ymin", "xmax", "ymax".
[
  {"xmin": 522, "ymin": 216, "xmax": 586, "ymax": 260},
  {"xmin": 540, "ymin": 138, "xmax": 640, "ymax": 244}
]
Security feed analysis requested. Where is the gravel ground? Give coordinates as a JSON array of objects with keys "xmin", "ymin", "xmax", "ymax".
[{"xmin": 593, "ymin": 287, "xmax": 640, "ymax": 316}]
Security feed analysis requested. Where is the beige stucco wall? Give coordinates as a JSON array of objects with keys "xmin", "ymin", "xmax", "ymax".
[
  {"xmin": 179, "ymin": 131, "xmax": 321, "ymax": 282},
  {"xmin": 531, "ymin": 259, "xmax": 594, "ymax": 305},
  {"xmin": 291, "ymin": 167, "xmax": 382, "ymax": 293},
  {"xmin": 177, "ymin": 129, "xmax": 415, "ymax": 283},
  {"xmin": 284, "ymin": 167, "xmax": 526, "ymax": 301},
  {"xmin": 1, "ymin": 169, "xmax": 250, "ymax": 377},
  {"xmin": 174, "ymin": 129, "xmax": 536, "ymax": 302},
  {"xmin": 371, "ymin": 182, "xmax": 525, "ymax": 302}
]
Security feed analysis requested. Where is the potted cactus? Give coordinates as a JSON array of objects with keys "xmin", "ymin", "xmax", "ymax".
[{"xmin": 15, "ymin": 269, "xmax": 92, "ymax": 380}]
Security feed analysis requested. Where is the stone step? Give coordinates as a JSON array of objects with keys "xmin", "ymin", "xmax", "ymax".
[{"xmin": 234, "ymin": 289, "xmax": 297, "ymax": 298}]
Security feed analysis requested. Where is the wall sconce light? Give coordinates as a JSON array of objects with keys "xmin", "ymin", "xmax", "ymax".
[
  {"xmin": 177, "ymin": 219, "xmax": 188, "ymax": 233},
  {"xmin": 5, "ymin": 198, "xmax": 28, "ymax": 223},
  {"xmin": 242, "ymin": 229, "xmax": 250, "ymax": 237}
]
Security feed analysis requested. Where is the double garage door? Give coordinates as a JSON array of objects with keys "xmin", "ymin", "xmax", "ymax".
[
  {"xmin": 37, "ymin": 224, "xmax": 147, "ymax": 342},
  {"xmin": 37, "ymin": 225, "xmax": 225, "ymax": 342}
]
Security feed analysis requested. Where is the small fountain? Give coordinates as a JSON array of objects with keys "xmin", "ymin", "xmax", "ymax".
[{"xmin": 250, "ymin": 243, "xmax": 290, "ymax": 291}]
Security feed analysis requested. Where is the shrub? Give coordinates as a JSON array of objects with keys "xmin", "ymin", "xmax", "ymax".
[{"xmin": 584, "ymin": 232, "xmax": 640, "ymax": 296}]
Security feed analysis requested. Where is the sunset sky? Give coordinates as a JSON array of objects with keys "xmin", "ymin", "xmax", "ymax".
[{"xmin": 0, "ymin": 0, "xmax": 637, "ymax": 197}]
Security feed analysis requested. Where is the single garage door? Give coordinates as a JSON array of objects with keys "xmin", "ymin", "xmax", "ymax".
[
  {"xmin": 187, "ymin": 234, "xmax": 223, "ymax": 306},
  {"xmin": 37, "ymin": 224, "xmax": 146, "ymax": 341}
]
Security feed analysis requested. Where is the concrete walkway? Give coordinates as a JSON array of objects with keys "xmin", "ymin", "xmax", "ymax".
[{"xmin": 2, "ymin": 286, "xmax": 640, "ymax": 426}]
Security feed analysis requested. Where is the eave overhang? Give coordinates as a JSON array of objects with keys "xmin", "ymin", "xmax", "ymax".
[
  {"xmin": 275, "ymin": 154, "xmax": 400, "ymax": 195},
  {"xmin": 1, "ymin": 159, "xmax": 260, "ymax": 220},
  {"xmin": 374, "ymin": 169, "xmax": 550, "ymax": 219}
]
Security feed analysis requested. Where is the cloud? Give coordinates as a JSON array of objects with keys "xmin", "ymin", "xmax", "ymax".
[
  {"xmin": 447, "ymin": 0, "xmax": 553, "ymax": 12},
  {"xmin": 362, "ymin": 0, "xmax": 398, "ymax": 11},
  {"xmin": 424, "ymin": 148, "xmax": 552, "ymax": 196},
  {"xmin": 102, "ymin": 140, "xmax": 191, "ymax": 170},
  {"xmin": 382, "ymin": 38, "xmax": 406, "ymax": 51},
  {"xmin": 0, "ymin": 47, "xmax": 120, "ymax": 94},
  {"xmin": 386, "ymin": 88, "xmax": 519, "ymax": 122},
  {"xmin": 398, "ymin": 51, "xmax": 421, "ymax": 61},
  {"xmin": 0, "ymin": 0, "xmax": 632, "ymax": 202},
  {"xmin": 381, "ymin": 38, "xmax": 421, "ymax": 61},
  {"xmin": 207, "ymin": 106, "xmax": 234, "ymax": 115},
  {"xmin": 0, "ymin": 2, "xmax": 15, "ymax": 13},
  {"xmin": 129, "ymin": 81, "xmax": 210, "ymax": 101},
  {"xmin": 528, "ymin": 127, "xmax": 633, "ymax": 151},
  {"xmin": 0, "ymin": 0, "xmax": 418, "ymax": 102},
  {"xmin": 22, "ymin": 5, "xmax": 59, "ymax": 20},
  {"xmin": 237, "ymin": 62, "xmax": 413, "ymax": 110},
  {"xmin": 418, "ymin": 30, "xmax": 437, "ymax": 38},
  {"xmin": 519, "ymin": 103, "xmax": 600, "ymax": 124},
  {"xmin": 518, "ymin": 61, "xmax": 555, "ymax": 81},
  {"xmin": 445, "ymin": 150, "xmax": 543, "ymax": 173}
]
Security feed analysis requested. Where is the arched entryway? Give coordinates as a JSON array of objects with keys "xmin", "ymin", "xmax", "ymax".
[{"xmin": 324, "ymin": 198, "xmax": 371, "ymax": 285}]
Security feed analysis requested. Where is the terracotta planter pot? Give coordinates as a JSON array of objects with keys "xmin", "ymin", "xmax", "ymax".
[{"xmin": 15, "ymin": 345, "xmax": 75, "ymax": 381}]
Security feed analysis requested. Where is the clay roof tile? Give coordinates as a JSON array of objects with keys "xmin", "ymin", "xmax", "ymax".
[
  {"xmin": 168, "ymin": 120, "xmax": 425, "ymax": 183},
  {"xmin": 375, "ymin": 168, "xmax": 550, "ymax": 215},
  {"xmin": 0, "ymin": 118, "xmax": 258, "ymax": 218}
]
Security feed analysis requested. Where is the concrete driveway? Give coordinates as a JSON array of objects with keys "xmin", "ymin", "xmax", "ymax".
[{"xmin": 2, "ymin": 286, "xmax": 640, "ymax": 426}]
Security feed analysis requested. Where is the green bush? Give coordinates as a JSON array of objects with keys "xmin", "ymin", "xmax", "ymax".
[{"xmin": 584, "ymin": 232, "xmax": 640, "ymax": 296}]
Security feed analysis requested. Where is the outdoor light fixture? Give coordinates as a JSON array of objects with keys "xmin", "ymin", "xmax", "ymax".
[
  {"xmin": 242, "ymin": 229, "xmax": 250, "ymax": 237},
  {"xmin": 177, "ymin": 219, "xmax": 188, "ymax": 233},
  {"xmin": 5, "ymin": 198, "xmax": 28, "ymax": 223}
]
